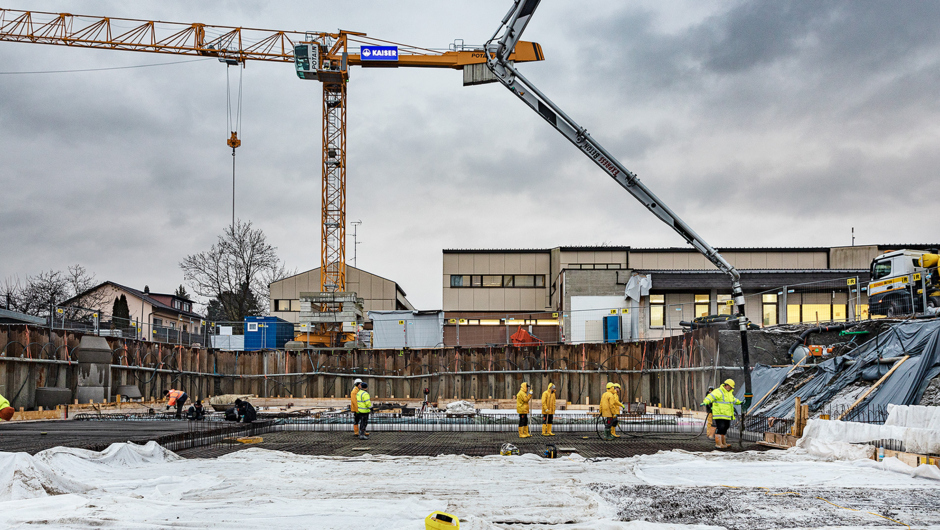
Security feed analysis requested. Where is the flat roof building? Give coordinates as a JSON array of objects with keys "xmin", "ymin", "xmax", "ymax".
[{"xmin": 442, "ymin": 244, "xmax": 937, "ymax": 345}]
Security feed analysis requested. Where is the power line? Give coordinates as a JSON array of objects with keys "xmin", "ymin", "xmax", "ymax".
[{"xmin": 0, "ymin": 57, "xmax": 215, "ymax": 75}]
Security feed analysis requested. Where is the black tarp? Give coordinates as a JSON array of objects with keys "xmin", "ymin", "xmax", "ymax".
[{"xmin": 747, "ymin": 319, "xmax": 940, "ymax": 420}]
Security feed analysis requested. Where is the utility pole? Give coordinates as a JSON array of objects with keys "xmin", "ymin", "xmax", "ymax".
[{"xmin": 350, "ymin": 220, "xmax": 362, "ymax": 268}]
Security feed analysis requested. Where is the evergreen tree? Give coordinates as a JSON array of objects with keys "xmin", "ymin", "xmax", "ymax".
[
  {"xmin": 174, "ymin": 284, "xmax": 190, "ymax": 300},
  {"xmin": 111, "ymin": 294, "xmax": 131, "ymax": 329}
]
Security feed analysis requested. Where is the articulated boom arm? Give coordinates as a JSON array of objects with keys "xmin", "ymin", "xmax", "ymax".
[{"xmin": 485, "ymin": 0, "xmax": 753, "ymax": 410}]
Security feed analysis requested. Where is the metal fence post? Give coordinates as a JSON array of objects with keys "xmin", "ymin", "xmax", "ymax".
[{"xmin": 922, "ymin": 275, "xmax": 928, "ymax": 315}]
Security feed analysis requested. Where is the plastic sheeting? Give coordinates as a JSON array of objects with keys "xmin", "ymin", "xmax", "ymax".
[
  {"xmin": 798, "ymin": 417, "xmax": 940, "ymax": 456},
  {"xmin": 885, "ymin": 404, "xmax": 940, "ymax": 430},
  {"xmin": 752, "ymin": 319, "xmax": 940, "ymax": 419},
  {"xmin": 736, "ymin": 364, "xmax": 791, "ymax": 414},
  {"xmin": 368, "ymin": 310, "xmax": 444, "ymax": 349}
]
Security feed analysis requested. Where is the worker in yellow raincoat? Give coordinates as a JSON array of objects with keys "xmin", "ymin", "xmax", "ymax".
[
  {"xmin": 516, "ymin": 382, "xmax": 533, "ymax": 438},
  {"xmin": 600, "ymin": 382, "xmax": 624, "ymax": 438},
  {"xmin": 541, "ymin": 383, "xmax": 557, "ymax": 436}
]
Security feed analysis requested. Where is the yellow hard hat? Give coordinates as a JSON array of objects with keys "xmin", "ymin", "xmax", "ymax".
[
  {"xmin": 723, "ymin": 379, "xmax": 735, "ymax": 388},
  {"xmin": 606, "ymin": 382, "xmax": 614, "ymax": 389},
  {"xmin": 613, "ymin": 383, "xmax": 621, "ymax": 388}
]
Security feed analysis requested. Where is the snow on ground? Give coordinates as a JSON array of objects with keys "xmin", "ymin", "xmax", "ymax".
[{"xmin": 0, "ymin": 442, "xmax": 938, "ymax": 529}]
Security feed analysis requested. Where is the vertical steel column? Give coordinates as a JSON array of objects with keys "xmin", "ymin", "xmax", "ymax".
[{"xmin": 320, "ymin": 81, "xmax": 347, "ymax": 295}]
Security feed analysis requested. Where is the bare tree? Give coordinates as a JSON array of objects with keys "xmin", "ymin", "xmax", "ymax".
[
  {"xmin": 0, "ymin": 265, "xmax": 104, "ymax": 319},
  {"xmin": 180, "ymin": 220, "xmax": 292, "ymax": 322}
]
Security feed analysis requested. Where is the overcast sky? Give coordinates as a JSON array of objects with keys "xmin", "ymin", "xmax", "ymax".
[{"xmin": 2, "ymin": 1, "xmax": 939, "ymax": 310}]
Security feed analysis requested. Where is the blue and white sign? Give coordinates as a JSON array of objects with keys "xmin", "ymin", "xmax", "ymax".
[{"xmin": 360, "ymin": 46, "xmax": 398, "ymax": 61}]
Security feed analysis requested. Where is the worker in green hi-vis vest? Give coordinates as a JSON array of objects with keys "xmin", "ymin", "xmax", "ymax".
[
  {"xmin": 356, "ymin": 382, "xmax": 372, "ymax": 441},
  {"xmin": 0, "ymin": 393, "xmax": 14, "ymax": 421}
]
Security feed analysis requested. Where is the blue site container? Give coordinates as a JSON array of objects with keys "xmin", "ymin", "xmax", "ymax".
[
  {"xmin": 603, "ymin": 315, "xmax": 621, "ymax": 343},
  {"xmin": 244, "ymin": 316, "xmax": 294, "ymax": 351}
]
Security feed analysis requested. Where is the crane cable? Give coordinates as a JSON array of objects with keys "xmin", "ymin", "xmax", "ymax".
[{"xmin": 226, "ymin": 62, "xmax": 243, "ymax": 228}]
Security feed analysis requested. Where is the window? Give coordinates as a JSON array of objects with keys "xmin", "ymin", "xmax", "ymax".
[
  {"xmin": 717, "ymin": 294, "xmax": 733, "ymax": 316},
  {"xmin": 247, "ymin": 322, "xmax": 258, "ymax": 332},
  {"xmin": 871, "ymin": 260, "xmax": 891, "ymax": 280},
  {"xmin": 694, "ymin": 294, "xmax": 710, "ymax": 318},
  {"xmin": 650, "ymin": 294, "xmax": 665, "ymax": 327},
  {"xmin": 802, "ymin": 304, "xmax": 831, "ymax": 322},
  {"xmin": 482, "ymin": 275, "xmax": 503, "ymax": 287},
  {"xmin": 514, "ymin": 275, "xmax": 534, "ymax": 287},
  {"xmin": 787, "ymin": 305, "xmax": 802, "ymax": 324},
  {"xmin": 833, "ymin": 304, "xmax": 847, "ymax": 322},
  {"xmin": 153, "ymin": 318, "xmax": 163, "ymax": 328},
  {"xmin": 449, "ymin": 274, "xmax": 545, "ymax": 288},
  {"xmin": 762, "ymin": 294, "xmax": 778, "ymax": 326},
  {"xmin": 275, "ymin": 299, "xmax": 299, "ymax": 312}
]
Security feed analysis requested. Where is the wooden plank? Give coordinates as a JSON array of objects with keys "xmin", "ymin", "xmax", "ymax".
[{"xmin": 838, "ymin": 355, "xmax": 910, "ymax": 420}]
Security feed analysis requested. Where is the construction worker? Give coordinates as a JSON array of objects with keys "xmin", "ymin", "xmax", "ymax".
[
  {"xmin": 234, "ymin": 398, "xmax": 257, "ymax": 422},
  {"xmin": 0, "ymin": 392, "xmax": 14, "ymax": 421},
  {"xmin": 600, "ymin": 382, "xmax": 624, "ymax": 438},
  {"xmin": 612, "ymin": 383, "xmax": 625, "ymax": 437},
  {"xmin": 701, "ymin": 379, "xmax": 742, "ymax": 449},
  {"xmin": 356, "ymin": 381, "xmax": 372, "ymax": 440},
  {"xmin": 704, "ymin": 386, "xmax": 716, "ymax": 440},
  {"xmin": 163, "ymin": 388, "xmax": 188, "ymax": 419},
  {"xmin": 516, "ymin": 382, "xmax": 533, "ymax": 438},
  {"xmin": 186, "ymin": 399, "xmax": 205, "ymax": 420},
  {"xmin": 351, "ymin": 378, "xmax": 363, "ymax": 437},
  {"xmin": 541, "ymin": 383, "xmax": 557, "ymax": 436}
]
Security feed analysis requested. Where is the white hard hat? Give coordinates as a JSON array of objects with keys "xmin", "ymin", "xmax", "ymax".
[{"xmin": 354, "ymin": 378, "xmax": 363, "ymax": 385}]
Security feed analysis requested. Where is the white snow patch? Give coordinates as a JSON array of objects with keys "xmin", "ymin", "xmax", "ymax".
[{"xmin": 0, "ymin": 443, "xmax": 937, "ymax": 528}]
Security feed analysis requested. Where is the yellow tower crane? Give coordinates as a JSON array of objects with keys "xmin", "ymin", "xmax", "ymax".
[{"xmin": 0, "ymin": 8, "xmax": 544, "ymax": 345}]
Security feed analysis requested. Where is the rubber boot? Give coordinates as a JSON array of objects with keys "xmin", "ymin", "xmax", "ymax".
[
  {"xmin": 354, "ymin": 425, "xmax": 359, "ymax": 436},
  {"xmin": 610, "ymin": 426, "xmax": 620, "ymax": 438},
  {"xmin": 518, "ymin": 427, "xmax": 525, "ymax": 438},
  {"xmin": 541, "ymin": 424, "xmax": 547, "ymax": 436},
  {"xmin": 547, "ymin": 425, "xmax": 555, "ymax": 436},
  {"xmin": 715, "ymin": 434, "xmax": 724, "ymax": 449},
  {"xmin": 523, "ymin": 426, "xmax": 531, "ymax": 438}
]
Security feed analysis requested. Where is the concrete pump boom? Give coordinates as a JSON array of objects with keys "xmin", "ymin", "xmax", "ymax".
[{"xmin": 484, "ymin": 0, "xmax": 753, "ymax": 411}]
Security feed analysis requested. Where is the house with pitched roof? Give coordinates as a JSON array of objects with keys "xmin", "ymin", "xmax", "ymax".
[{"xmin": 63, "ymin": 281, "xmax": 204, "ymax": 343}]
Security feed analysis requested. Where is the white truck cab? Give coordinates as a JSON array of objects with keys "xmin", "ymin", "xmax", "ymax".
[{"xmin": 868, "ymin": 249, "xmax": 940, "ymax": 316}]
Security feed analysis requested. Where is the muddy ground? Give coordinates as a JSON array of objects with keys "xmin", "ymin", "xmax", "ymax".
[{"xmin": 590, "ymin": 484, "xmax": 940, "ymax": 529}]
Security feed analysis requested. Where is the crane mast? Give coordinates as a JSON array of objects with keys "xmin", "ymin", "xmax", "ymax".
[
  {"xmin": 0, "ymin": 8, "xmax": 544, "ymax": 345},
  {"xmin": 484, "ymin": 0, "xmax": 753, "ymax": 410}
]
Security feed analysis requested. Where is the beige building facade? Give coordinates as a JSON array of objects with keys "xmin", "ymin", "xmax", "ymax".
[
  {"xmin": 269, "ymin": 265, "xmax": 413, "ymax": 324},
  {"xmin": 442, "ymin": 244, "xmax": 932, "ymax": 343}
]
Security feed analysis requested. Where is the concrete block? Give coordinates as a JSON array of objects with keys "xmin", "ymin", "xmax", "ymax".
[
  {"xmin": 35, "ymin": 387, "xmax": 71, "ymax": 410},
  {"xmin": 75, "ymin": 386, "xmax": 107, "ymax": 403},
  {"xmin": 78, "ymin": 336, "xmax": 109, "ymax": 351}
]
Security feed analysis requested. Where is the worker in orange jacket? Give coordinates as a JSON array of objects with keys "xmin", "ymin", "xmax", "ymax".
[
  {"xmin": 163, "ymin": 388, "xmax": 188, "ymax": 419},
  {"xmin": 541, "ymin": 383, "xmax": 557, "ymax": 436}
]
